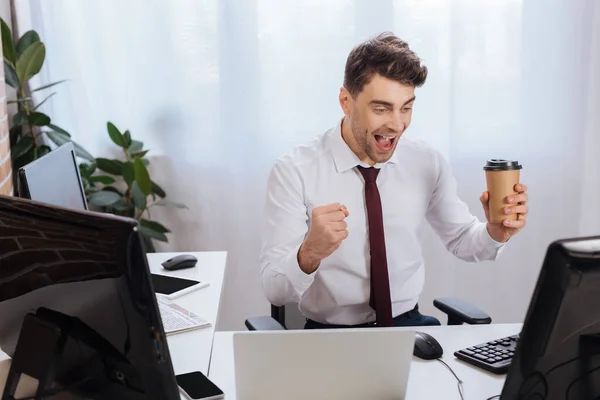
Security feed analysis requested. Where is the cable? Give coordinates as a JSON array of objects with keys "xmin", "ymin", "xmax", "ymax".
[{"xmin": 436, "ymin": 358, "xmax": 465, "ymax": 400}]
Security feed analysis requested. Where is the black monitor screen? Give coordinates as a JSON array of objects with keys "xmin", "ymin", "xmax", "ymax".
[
  {"xmin": 18, "ymin": 142, "xmax": 88, "ymax": 210},
  {"xmin": 0, "ymin": 194, "xmax": 179, "ymax": 399},
  {"xmin": 501, "ymin": 236, "xmax": 600, "ymax": 399}
]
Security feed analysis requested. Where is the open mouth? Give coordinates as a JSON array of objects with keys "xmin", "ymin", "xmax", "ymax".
[{"xmin": 374, "ymin": 134, "xmax": 397, "ymax": 152}]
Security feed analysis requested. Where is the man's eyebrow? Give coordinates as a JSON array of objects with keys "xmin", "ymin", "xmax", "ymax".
[{"xmin": 403, "ymin": 96, "xmax": 416, "ymax": 106}]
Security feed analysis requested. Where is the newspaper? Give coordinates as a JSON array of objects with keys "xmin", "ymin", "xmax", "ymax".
[{"xmin": 157, "ymin": 296, "xmax": 211, "ymax": 335}]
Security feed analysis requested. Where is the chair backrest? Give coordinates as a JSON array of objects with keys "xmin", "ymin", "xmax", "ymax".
[{"xmin": 272, "ymin": 303, "xmax": 306, "ymax": 329}]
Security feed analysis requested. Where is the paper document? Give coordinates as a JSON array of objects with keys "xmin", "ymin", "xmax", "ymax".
[{"xmin": 157, "ymin": 296, "xmax": 211, "ymax": 335}]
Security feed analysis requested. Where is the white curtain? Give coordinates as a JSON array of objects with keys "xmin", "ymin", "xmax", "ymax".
[{"xmin": 12, "ymin": 0, "xmax": 600, "ymax": 330}]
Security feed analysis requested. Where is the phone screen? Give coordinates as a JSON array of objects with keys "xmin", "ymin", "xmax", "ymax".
[
  {"xmin": 151, "ymin": 274, "xmax": 200, "ymax": 295},
  {"xmin": 176, "ymin": 371, "xmax": 224, "ymax": 399}
]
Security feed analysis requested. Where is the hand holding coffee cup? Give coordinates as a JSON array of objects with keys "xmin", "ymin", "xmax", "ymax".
[{"xmin": 481, "ymin": 160, "xmax": 529, "ymax": 242}]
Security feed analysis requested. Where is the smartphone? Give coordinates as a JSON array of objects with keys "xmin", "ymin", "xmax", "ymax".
[
  {"xmin": 176, "ymin": 371, "xmax": 224, "ymax": 400},
  {"xmin": 151, "ymin": 273, "xmax": 209, "ymax": 300}
]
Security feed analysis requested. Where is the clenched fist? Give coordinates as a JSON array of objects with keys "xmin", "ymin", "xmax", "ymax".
[{"xmin": 298, "ymin": 203, "xmax": 349, "ymax": 274}]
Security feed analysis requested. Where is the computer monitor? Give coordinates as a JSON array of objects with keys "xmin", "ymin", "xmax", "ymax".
[
  {"xmin": 500, "ymin": 236, "xmax": 600, "ymax": 399},
  {"xmin": 17, "ymin": 142, "xmax": 88, "ymax": 211},
  {"xmin": 0, "ymin": 194, "xmax": 179, "ymax": 399}
]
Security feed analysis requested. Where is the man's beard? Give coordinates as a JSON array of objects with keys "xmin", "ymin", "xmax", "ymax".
[{"xmin": 350, "ymin": 118, "xmax": 395, "ymax": 164}]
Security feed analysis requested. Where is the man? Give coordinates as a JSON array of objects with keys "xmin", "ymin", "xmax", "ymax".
[{"xmin": 259, "ymin": 32, "xmax": 529, "ymax": 329}]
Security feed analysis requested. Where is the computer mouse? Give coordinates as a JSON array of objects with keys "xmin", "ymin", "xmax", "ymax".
[
  {"xmin": 413, "ymin": 331, "xmax": 443, "ymax": 360},
  {"xmin": 161, "ymin": 254, "xmax": 198, "ymax": 271}
]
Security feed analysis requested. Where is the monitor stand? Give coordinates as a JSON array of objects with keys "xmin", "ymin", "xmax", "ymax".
[{"xmin": 2, "ymin": 308, "xmax": 141, "ymax": 400}]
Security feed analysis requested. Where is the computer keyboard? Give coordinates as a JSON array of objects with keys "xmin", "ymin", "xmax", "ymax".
[{"xmin": 454, "ymin": 334, "xmax": 519, "ymax": 374}]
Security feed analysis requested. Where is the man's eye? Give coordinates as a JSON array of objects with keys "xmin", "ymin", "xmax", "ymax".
[
  {"xmin": 374, "ymin": 108, "xmax": 387, "ymax": 113},
  {"xmin": 402, "ymin": 107, "xmax": 412, "ymax": 113}
]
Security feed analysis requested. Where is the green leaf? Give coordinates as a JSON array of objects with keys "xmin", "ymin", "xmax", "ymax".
[
  {"xmin": 47, "ymin": 123, "xmax": 70, "ymax": 137},
  {"xmin": 31, "ymin": 79, "xmax": 67, "ymax": 92},
  {"xmin": 15, "ymin": 30, "xmax": 41, "ymax": 57},
  {"xmin": 88, "ymin": 190, "xmax": 121, "ymax": 207},
  {"xmin": 134, "ymin": 157, "xmax": 151, "ymax": 196},
  {"xmin": 140, "ymin": 219, "xmax": 171, "ymax": 233},
  {"xmin": 38, "ymin": 144, "xmax": 51, "ymax": 158},
  {"xmin": 122, "ymin": 162, "xmax": 134, "ymax": 186},
  {"xmin": 89, "ymin": 175, "xmax": 116, "ymax": 184},
  {"xmin": 123, "ymin": 130, "xmax": 132, "ymax": 148},
  {"xmin": 131, "ymin": 150, "xmax": 149, "ymax": 158},
  {"xmin": 71, "ymin": 140, "xmax": 94, "ymax": 162},
  {"xmin": 27, "ymin": 112, "xmax": 51, "ymax": 126},
  {"xmin": 102, "ymin": 186, "xmax": 123, "ymax": 196},
  {"xmin": 142, "ymin": 158, "xmax": 149, "ymax": 166},
  {"xmin": 3, "ymin": 60, "xmax": 19, "ymax": 89},
  {"xmin": 11, "ymin": 137, "xmax": 34, "ymax": 160},
  {"xmin": 12, "ymin": 112, "xmax": 27, "ymax": 126},
  {"xmin": 107, "ymin": 122, "xmax": 125, "ymax": 147},
  {"xmin": 152, "ymin": 199, "xmax": 187, "ymax": 209},
  {"xmin": 151, "ymin": 181, "xmax": 166, "ymax": 198},
  {"xmin": 16, "ymin": 41, "xmax": 45, "ymax": 84},
  {"xmin": 139, "ymin": 226, "xmax": 168, "ymax": 242},
  {"xmin": 79, "ymin": 162, "xmax": 97, "ymax": 179},
  {"xmin": 32, "ymin": 92, "xmax": 56, "ymax": 111},
  {"xmin": 96, "ymin": 158, "xmax": 123, "ymax": 175},
  {"xmin": 131, "ymin": 181, "xmax": 147, "ymax": 210},
  {"xmin": 113, "ymin": 199, "xmax": 134, "ymax": 212},
  {"xmin": 128, "ymin": 140, "xmax": 143, "ymax": 154},
  {"xmin": 1, "ymin": 18, "xmax": 16, "ymax": 64}
]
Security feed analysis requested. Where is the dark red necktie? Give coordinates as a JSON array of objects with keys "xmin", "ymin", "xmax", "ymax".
[{"xmin": 357, "ymin": 166, "xmax": 394, "ymax": 327}]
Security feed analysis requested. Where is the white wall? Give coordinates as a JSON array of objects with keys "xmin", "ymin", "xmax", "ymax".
[{"xmin": 14, "ymin": 0, "xmax": 600, "ymax": 330}]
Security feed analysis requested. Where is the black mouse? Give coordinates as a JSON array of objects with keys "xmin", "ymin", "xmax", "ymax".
[
  {"xmin": 161, "ymin": 254, "xmax": 198, "ymax": 271},
  {"xmin": 413, "ymin": 331, "xmax": 443, "ymax": 360}
]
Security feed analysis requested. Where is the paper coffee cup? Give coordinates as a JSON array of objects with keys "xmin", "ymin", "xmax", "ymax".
[{"xmin": 483, "ymin": 159, "xmax": 522, "ymax": 224}]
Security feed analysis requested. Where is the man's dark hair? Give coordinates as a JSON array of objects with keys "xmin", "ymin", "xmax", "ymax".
[{"xmin": 343, "ymin": 32, "xmax": 428, "ymax": 97}]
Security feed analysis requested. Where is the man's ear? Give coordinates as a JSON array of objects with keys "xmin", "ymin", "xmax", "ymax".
[{"xmin": 339, "ymin": 87, "xmax": 351, "ymax": 116}]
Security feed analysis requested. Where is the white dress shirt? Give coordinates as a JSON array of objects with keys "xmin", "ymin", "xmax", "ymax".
[{"xmin": 259, "ymin": 118, "xmax": 506, "ymax": 325}]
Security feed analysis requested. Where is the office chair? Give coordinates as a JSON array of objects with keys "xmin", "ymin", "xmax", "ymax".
[{"xmin": 245, "ymin": 297, "xmax": 492, "ymax": 331}]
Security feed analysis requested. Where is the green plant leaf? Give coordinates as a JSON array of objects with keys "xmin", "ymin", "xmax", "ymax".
[
  {"xmin": 3, "ymin": 60, "xmax": 19, "ymax": 89},
  {"xmin": 88, "ymin": 190, "xmax": 121, "ymax": 207},
  {"xmin": 142, "ymin": 158, "xmax": 149, "ymax": 166},
  {"xmin": 134, "ymin": 157, "xmax": 151, "ymax": 196},
  {"xmin": 11, "ymin": 137, "xmax": 34, "ymax": 160},
  {"xmin": 128, "ymin": 140, "xmax": 143, "ymax": 154},
  {"xmin": 131, "ymin": 150, "xmax": 149, "ymax": 158},
  {"xmin": 1, "ymin": 18, "xmax": 16, "ymax": 64},
  {"xmin": 113, "ymin": 199, "xmax": 133, "ymax": 212},
  {"xmin": 15, "ymin": 30, "xmax": 41, "ymax": 57},
  {"xmin": 47, "ymin": 123, "xmax": 70, "ymax": 137},
  {"xmin": 139, "ymin": 226, "xmax": 169, "ymax": 242},
  {"xmin": 31, "ymin": 79, "xmax": 67, "ymax": 92},
  {"xmin": 123, "ymin": 130, "xmax": 132, "ymax": 148},
  {"xmin": 28, "ymin": 112, "xmax": 51, "ymax": 126},
  {"xmin": 96, "ymin": 158, "xmax": 123, "ymax": 175},
  {"xmin": 132, "ymin": 181, "xmax": 147, "ymax": 210},
  {"xmin": 79, "ymin": 162, "xmax": 97, "ymax": 179},
  {"xmin": 16, "ymin": 41, "xmax": 45, "ymax": 84},
  {"xmin": 122, "ymin": 162, "xmax": 134, "ymax": 187},
  {"xmin": 102, "ymin": 186, "xmax": 124, "ymax": 196},
  {"xmin": 32, "ymin": 92, "xmax": 56, "ymax": 111},
  {"xmin": 151, "ymin": 181, "xmax": 166, "ymax": 198},
  {"xmin": 12, "ymin": 112, "xmax": 27, "ymax": 126},
  {"xmin": 38, "ymin": 144, "xmax": 51, "ymax": 158},
  {"xmin": 107, "ymin": 122, "xmax": 125, "ymax": 147},
  {"xmin": 89, "ymin": 175, "xmax": 116, "ymax": 184},
  {"xmin": 140, "ymin": 219, "xmax": 171, "ymax": 233},
  {"xmin": 151, "ymin": 199, "xmax": 187, "ymax": 209},
  {"xmin": 71, "ymin": 140, "xmax": 94, "ymax": 161}
]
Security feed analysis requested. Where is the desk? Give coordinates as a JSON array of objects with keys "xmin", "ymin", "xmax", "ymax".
[
  {"xmin": 208, "ymin": 323, "xmax": 522, "ymax": 400},
  {"xmin": 0, "ymin": 251, "xmax": 227, "ymax": 398}
]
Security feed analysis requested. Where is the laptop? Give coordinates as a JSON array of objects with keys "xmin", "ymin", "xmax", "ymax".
[{"xmin": 233, "ymin": 328, "xmax": 415, "ymax": 400}]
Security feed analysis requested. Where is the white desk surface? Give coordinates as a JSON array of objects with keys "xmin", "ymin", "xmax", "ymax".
[
  {"xmin": 0, "ymin": 251, "xmax": 227, "ymax": 398},
  {"xmin": 208, "ymin": 323, "xmax": 523, "ymax": 400}
]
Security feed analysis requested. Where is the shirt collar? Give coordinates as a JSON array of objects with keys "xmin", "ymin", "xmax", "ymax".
[{"xmin": 330, "ymin": 117, "xmax": 399, "ymax": 173}]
